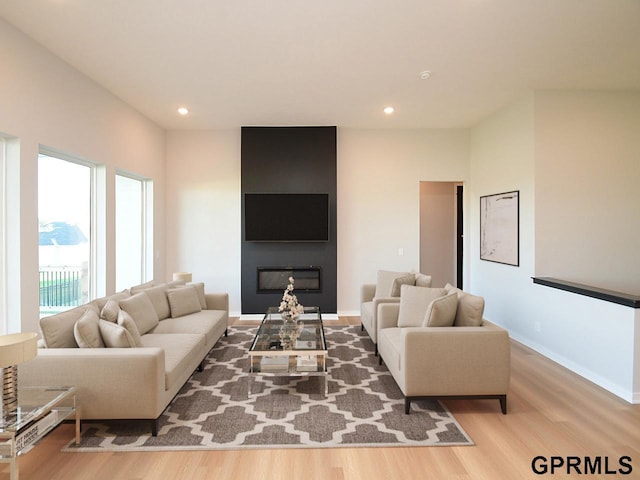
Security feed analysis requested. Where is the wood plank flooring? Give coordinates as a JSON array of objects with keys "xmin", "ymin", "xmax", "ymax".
[{"xmin": 6, "ymin": 316, "xmax": 639, "ymax": 480}]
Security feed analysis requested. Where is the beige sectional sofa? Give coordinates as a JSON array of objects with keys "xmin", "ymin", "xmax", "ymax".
[
  {"xmin": 20, "ymin": 280, "xmax": 229, "ymax": 435},
  {"xmin": 375, "ymin": 281, "xmax": 511, "ymax": 414}
]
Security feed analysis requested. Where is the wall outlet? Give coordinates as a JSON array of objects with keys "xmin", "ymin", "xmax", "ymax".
[
  {"xmin": 534, "ymin": 321, "xmax": 541, "ymax": 333},
  {"xmin": 398, "ymin": 247, "xmax": 404, "ymax": 256}
]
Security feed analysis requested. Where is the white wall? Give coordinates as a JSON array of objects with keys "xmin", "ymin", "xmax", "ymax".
[
  {"xmin": 165, "ymin": 130, "xmax": 242, "ymax": 313},
  {"xmin": 535, "ymin": 91, "xmax": 640, "ymax": 293},
  {"xmin": 0, "ymin": 20, "xmax": 166, "ymax": 333},
  {"xmin": 470, "ymin": 91, "xmax": 639, "ymax": 403},
  {"xmin": 337, "ymin": 129, "xmax": 469, "ymax": 314}
]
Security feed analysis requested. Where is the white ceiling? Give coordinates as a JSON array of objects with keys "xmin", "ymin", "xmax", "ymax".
[{"xmin": 2, "ymin": 0, "xmax": 640, "ymax": 130}]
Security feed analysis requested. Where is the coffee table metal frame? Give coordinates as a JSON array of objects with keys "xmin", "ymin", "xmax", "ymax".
[{"xmin": 248, "ymin": 306, "xmax": 328, "ymax": 396}]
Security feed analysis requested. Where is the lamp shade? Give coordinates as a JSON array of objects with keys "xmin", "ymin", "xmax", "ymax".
[
  {"xmin": 0, "ymin": 332, "xmax": 38, "ymax": 368},
  {"xmin": 172, "ymin": 272, "xmax": 192, "ymax": 283}
]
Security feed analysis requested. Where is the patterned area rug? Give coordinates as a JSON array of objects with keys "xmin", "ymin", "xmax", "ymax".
[{"xmin": 64, "ymin": 326, "xmax": 473, "ymax": 451}]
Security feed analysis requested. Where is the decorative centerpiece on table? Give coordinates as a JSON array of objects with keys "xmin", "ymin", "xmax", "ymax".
[
  {"xmin": 279, "ymin": 276, "xmax": 305, "ymax": 323},
  {"xmin": 278, "ymin": 277, "xmax": 305, "ymax": 349}
]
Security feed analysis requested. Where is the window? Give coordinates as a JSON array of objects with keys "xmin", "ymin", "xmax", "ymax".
[
  {"xmin": 0, "ymin": 137, "xmax": 6, "ymax": 333},
  {"xmin": 116, "ymin": 173, "xmax": 150, "ymax": 291},
  {"xmin": 38, "ymin": 153, "xmax": 93, "ymax": 316}
]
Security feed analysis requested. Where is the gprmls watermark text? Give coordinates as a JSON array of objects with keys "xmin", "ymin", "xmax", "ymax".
[{"xmin": 532, "ymin": 456, "xmax": 632, "ymax": 475}]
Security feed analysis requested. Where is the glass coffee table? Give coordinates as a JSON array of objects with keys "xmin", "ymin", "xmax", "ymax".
[
  {"xmin": 0, "ymin": 386, "xmax": 80, "ymax": 480},
  {"xmin": 248, "ymin": 306, "xmax": 328, "ymax": 395}
]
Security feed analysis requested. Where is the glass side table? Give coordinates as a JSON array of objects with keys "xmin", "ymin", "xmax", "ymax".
[{"xmin": 0, "ymin": 386, "xmax": 80, "ymax": 480}]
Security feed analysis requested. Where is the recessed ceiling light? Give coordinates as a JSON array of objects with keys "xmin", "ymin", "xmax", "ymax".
[
  {"xmin": 383, "ymin": 106, "xmax": 394, "ymax": 114},
  {"xmin": 177, "ymin": 107, "xmax": 189, "ymax": 116},
  {"xmin": 419, "ymin": 70, "xmax": 432, "ymax": 80}
]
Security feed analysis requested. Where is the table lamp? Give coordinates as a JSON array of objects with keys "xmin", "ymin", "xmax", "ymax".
[
  {"xmin": 172, "ymin": 272, "xmax": 192, "ymax": 283},
  {"xmin": 0, "ymin": 332, "xmax": 38, "ymax": 415}
]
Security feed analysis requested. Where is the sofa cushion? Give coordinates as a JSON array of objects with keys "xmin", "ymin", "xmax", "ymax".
[
  {"xmin": 74, "ymin": 308, "xmax": 105, "ymax": 348},
  {"xmin": 415, "ymin": 273, "xmax": 433, "ymax": 288},
  {"xmin": 99, "ymin": 319, "xmax": 139, "ymax": 348},
  {"xmin": 40, "ymin": 305, "xmax": 87, "ymax": 348},
  {"xmin": 390, "ymin": 274, "xmax": 416, "ymax": 297},
  {"xmin": 375, "ymin": 270, "xmax": 410, "ymax": 298},
  {"xmin": 423, "ymin": 292, "xmax": 458, "ymax": 327},
  {"xmin": 397, "ymin": 285, "xmax": 448, "ymax": 328},
  {"xmin": 445, "ymin": 284, "xmax": 485, "ymax": 327},
  {"xmin": 150, "ymin": 309, "xmax": 226, "ymax": 347},
  {"xmin": 141, "ymin": 333, "xmax": 206, "ymax": 391},
  {"xmin": 117, "ymin": 310, "xmax": 143, "ymax": 347},
  {"xmin": 119, "ymin": 293, "xmax": 160, "ymax": 335},
  {"xmin": 167, "ymin": 286, "xmax": 202, "ymax": 318},
  {"xmin": 143, "ymin": 284, "xmax": 172, "ymax": 320}
]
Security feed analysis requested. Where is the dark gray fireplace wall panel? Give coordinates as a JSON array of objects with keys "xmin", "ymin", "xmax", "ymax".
[{"xmin": 241, "ymin": 126, "xmax": 337, "ymax": 314}]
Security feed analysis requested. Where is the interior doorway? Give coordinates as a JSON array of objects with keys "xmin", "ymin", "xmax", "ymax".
[{"xmin": 419, "ymin": 182, "xmax": 463, "ymax": 289}]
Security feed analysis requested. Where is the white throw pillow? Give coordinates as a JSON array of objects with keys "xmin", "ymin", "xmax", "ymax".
[
  {"xmin": 167, "ymin": 286, "xmax": 202, "ymax": 318},
  {"xmin": 444, "ymin": 284, "xmax": 485, "ymax": 326},
  {"xmin": 390, "ymin": 274, "xmax": 416, "ymax": 297},
  {"xmin": 99, "ymin": 319, "xmax": 138, "ymax": 348},
  {"xmin": 117, "ymin": 310, "xmax": 143, "ymax": 347},
  {"xmin": 375, "ymin": 270, "xmax": 410, "ymax": 298},
  {"xmin": 423, "ymin": 291, "xmax": 459, "ymax": 327},
  {"xmin": 143, "ymin": 284, "xmax": 172, "ymax": 320},
  {"xmin": 455, "ymin": 292, "xmax": 485, "ymax": 327},
  {"xmin": 397, "ymin": 285, "xmax": 448, "ymax": 328},
  {"xmin": 119, "ymin": 292, "xmax": 160, "ymax": 335},
  {"xmin": 186, "ymin": 282, "xmax": 207, "ymax": 309},
  {"xmin": 100, "ymin": 297, "xmax": 121, "ymax": 323},
  {"xmin": 74, "ymin": 308, "xmax": 105, "ymax": 348},
  {"xmin": 415, "ymin": 273, "xmax": 433, "ymax": 288}
]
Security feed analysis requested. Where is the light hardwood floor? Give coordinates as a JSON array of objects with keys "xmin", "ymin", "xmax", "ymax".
[{"xmin": 6, "ymin": 316, "xmax": 639, "ymax": 480}]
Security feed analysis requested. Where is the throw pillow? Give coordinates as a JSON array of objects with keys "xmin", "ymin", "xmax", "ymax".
[
  {"xmin": 188, "ymin": 282, "xmax": 207, "ymax": 309},
  {"xmin": 73, "ymin": 308, "xmax": 105, "ymax": 348},
  {"xmin": 415, "ymin": 273, "xmax": 433, "ymax": 288},
  {"xmin": 40, "ymin": 305, "xmax": 87, "ymax": 348},
  {"xmin": 397, "ymin": 285, "xmax": 448, "ymax": 328},
  {"xmin": 100, "ymin": 297, "xmax": 121, "ymax": 323},
  {"xmin": 119, "ymin": 292, "xmax": 160, "ymax": 335},
  {"xmin": 375, "ymin": 270, "xmax": 409, "ymax": 298},
  {"xmin": 390, "ymin": 274, "xmax": 416, "ymax": 297},
  {"xmin": 423, "ymin": 291, "xmax": 459, "ymax": 327},
  {"xmin": 455, "ymin": 292, "xmax": 485, "ymax": 327},
  {"xmin": 167, "ymin": 286, "xmax": 202, "ymax": 318},
  {"xmin": 143, "ymin": 284, "xmax": 172, "ymax": 320},
  {"xmin": 117, "ymin": 310, "xmax": 143, "ymax": 347},
  {"xmin": 129, "ymin": 280, "xmax": 156, "ymax": 295},
  {"xmin": 98, "ymin": 319, "xmax": 138, "ymax": 348}
]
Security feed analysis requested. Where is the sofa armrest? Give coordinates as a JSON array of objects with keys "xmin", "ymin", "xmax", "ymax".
[
  {"xmin": 401, "ymin": 321, "xmax": 511, "ymax": 396},
  {"xmin": 360, "ymin": 284, "xmax": 376, "ymax": 304},
  {"xmin": 19, "ymin": 347, "xmax": 166, "ymax": 420},
  {"xmin": 205, "ymin": 292, "xmax": 229, "ymax": 312},
  {"xmin": 378, "ymin": 303, "xmax": 401, "ymax": 330}
]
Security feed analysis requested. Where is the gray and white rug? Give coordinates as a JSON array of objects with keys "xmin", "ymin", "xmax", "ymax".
[{"xmin": 65, "ymin": 326, "xmax": 473, "ymax": 451}]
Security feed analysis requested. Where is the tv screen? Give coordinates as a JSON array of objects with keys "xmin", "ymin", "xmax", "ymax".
[{"xmin": 244, "ymin": 193, "xmax": 330, "ymax": 242}]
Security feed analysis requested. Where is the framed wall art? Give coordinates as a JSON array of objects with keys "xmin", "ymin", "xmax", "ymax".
[{"xmin": 480, "ymin": 190, "xmax": 519, "ymax": 266}]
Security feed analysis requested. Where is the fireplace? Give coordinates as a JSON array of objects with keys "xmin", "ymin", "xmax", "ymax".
[{"xmin": 257, "ymin": 267, "xmax": 321, "ymax": 293}]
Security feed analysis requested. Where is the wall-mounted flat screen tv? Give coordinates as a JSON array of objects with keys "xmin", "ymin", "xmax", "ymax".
[{"xmin": 244, "ymin": 193, "xmax": 330, "ymax": 242}]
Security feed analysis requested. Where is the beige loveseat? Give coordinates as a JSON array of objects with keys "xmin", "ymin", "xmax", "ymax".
[
  {"xmin": 360, "ymin": 270, "xmax": 432, "ymax": 354},
  {"xmin": 20, "ymin": 281, "xmax": 228, "ymax": 435},
  {"xmin": 376, "ymin": 284, "xmax": 510, "ymax": 414}
]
